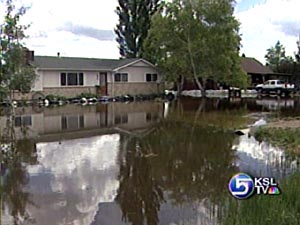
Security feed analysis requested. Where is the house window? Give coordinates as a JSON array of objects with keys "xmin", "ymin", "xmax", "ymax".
[
  {"xmin": 60, "ymin": 72, "xmax": 84, "ymax": 86},
  {"xmin": 115, "ymin": 73, "xmax": 128, "ymax": 82},
  {"xmin": 146, "ymin": 73, "xmax": 158, "ymax": 82},
  {"xmin": 146, "ymin": 112, "xmax": 159, "ymax": 122},
  {"xmin": 61, "ymin": 73, "xmax": 66, "ymax": 86},
  {"xmin": 114, "ymin": 114, "xmax": 128, "ymax": 125},
  {"xmin": 15, "ymin": 116, "xmax": 32, "ymax": 127},
  {"xmin": 61, "ymin": 115, "xmax": 84, "ymax": 130}
]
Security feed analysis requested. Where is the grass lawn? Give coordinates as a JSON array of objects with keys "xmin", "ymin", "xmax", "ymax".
[{"xmin": 219, "ymin": 172, "xmax": 300, "ymax": 225}]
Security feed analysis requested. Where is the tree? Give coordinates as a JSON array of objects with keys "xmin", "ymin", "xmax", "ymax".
[
  {"xmin": 0, "ymin": 0, "xmax": 36, "ymax": 102},
  {"xmin": 115, "ymin": 0, "xmax": 161, "ymax": 58},
  {"xmin": 296, "ymin": 35, "xmax": 300, "ymax": 63},
  {"xmin": 265, "ymin": 41, "xmax": 291, "ymax": 72},
  {"xmin": 143, "ymin": 0, "xmax": 248, "ymax": 95}
]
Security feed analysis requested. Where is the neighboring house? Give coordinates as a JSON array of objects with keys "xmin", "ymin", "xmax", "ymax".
[
  {"xmin": 176, "ymin": 56, "xmax": 293, "ymax": 91},
  {"xmin": 241, "ymin": 57, "xmax": 292, "ymax": 87},
  {"xmin": 26, "ymin": 54, "xmax": 163, "ymax": 99}
]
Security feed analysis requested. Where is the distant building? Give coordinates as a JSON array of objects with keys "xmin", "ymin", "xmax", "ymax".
[
  {"xmin": 241, "ymin": 57, "xmax": 292, "ymax": 87},
  {"xmin": 179, "ymin": 56, "xmax": 293, "ymax": 91}
]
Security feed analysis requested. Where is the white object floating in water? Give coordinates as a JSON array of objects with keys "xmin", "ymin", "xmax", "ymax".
[
  {"xmin": 81, "ymin": 97, "xmax": 88, "ymax": 105},
  {"xmin": 250, "ymin": 118, "xmax": 267, "ymax": 127},
  {"xmin": 44, "ymin": 99, "xmax": 49, "ymax": 106}
]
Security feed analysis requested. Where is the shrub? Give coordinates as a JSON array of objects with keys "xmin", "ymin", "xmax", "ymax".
[
  {"xmin": 45, "ymin": 94, "xmax": 67, "ymax": 102},
  {"xmin": 76, "ymin": 93, "xmax": 98, "ymax": 99}
]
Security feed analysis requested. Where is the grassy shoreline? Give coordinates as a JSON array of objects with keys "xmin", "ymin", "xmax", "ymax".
[
  {"xmin": 219, "ymin": 172, "xmax": 300, "ymax": 225},
  {"xmin": 254, "ymin": 125, "xmax": 300, "ymax": 156},
  {"xmin": 219, "ymin": 117, "xmax": 300, "ymax": 224}
]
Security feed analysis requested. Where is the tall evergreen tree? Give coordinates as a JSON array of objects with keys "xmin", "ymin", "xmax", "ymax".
[{"xmin": 115, "ymin": 0, "xmax": 160, "ymax": 58}]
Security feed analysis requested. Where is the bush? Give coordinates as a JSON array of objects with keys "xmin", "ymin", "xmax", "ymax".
[
  {"xmin": 45, "ymin": 94, "xmax": 67, "ymax": 102},
  {"xmin": 76, "ymin": 92, "xmax": 98, "ymax": 99}
]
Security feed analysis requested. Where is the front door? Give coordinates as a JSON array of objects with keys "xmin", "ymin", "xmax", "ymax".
[{"xmin": 99, "ymin": 72, "xmax": 107, "ymax": 95}]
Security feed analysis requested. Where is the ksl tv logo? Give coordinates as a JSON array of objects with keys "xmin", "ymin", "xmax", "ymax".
[{"xmin": 228, "ymin": 173, "xmax": 281, "ymax": 199}]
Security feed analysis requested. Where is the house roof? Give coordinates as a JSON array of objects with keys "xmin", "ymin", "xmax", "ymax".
[
  {"xmin": 33, "ymin": 56, "xmax": 149, "ymax": 71},
  {"xmin": 241, "ymin": 57, "xmax": 273, "ymax": 74}
]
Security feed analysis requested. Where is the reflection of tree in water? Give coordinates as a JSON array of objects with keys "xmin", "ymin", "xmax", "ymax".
[
  {"xmin": 116, "ymin": 135, "xmax": 164, "ymax": 225},
  {"xmin": 1, "ymin": 112, "xmax": 37, "ymax": 225},
  {"xmin": 148, "ymin": 121, "xmax": 237, "ymax": 204},
  {"xmin": 116, "ymin": 118, "xmax": 238, "ymax": 225}
]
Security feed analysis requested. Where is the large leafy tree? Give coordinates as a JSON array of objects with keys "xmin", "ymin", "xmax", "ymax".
[
  {"xmin": 115, "ymin": 0, "xmax": 160, "ymax": 58},
  {"xmin": 265, "ymin": 40, "xmax": 300, "ymax": 85},
  {"xmin": 143, "ymin": 0, "xmax": 247, "ymax": 95},
  {"xmin": 0, "ymin": 0, "xmax": 36, "ymax": 102},
  {"xmin": 265, "ymin": 41, "xmax": 292, "ymax": 72}
]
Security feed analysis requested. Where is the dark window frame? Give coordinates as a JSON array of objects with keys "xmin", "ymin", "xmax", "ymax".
[
  {"xmin": 61, "ymin": 115, "xmax": 84, "ymax": 130},
  {"xmin": 145, "ymin": 73, "xmax": 158, "ymax": 82},
  {"xmin": 114, "ymin": 73, "xmax": 128, "ymax": 82},
  {"xmin": 61, "ymin": 73, "xmax": 66, "ymax": 86},
  {"xmin": 114, "ymin": 114, "xmax": 128, "ymax": 125},
  {"xmin": 14, "ymin": 115, "xmax": 32, "ymax": 127},
  {"xmin": 60, "ymin": 72, "xmax": 84, "ymax": 86}
]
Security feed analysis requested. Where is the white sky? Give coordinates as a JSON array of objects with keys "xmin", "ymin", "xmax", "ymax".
[{"xmin": 0, "ymin": 0, "xmax": 300, "ymax": 64}]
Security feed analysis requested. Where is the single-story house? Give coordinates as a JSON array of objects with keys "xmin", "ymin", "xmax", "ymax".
[
  {"xmin": 175, "ymin": 56, "xmax": 293, "ymax": 91},
  {"xmin": 241, "ymin": 57, "xmax": 292, "ymax": 87},
  {"xmin": 21, "ymin": 53, "xmax": 163, "ymax": 99}
]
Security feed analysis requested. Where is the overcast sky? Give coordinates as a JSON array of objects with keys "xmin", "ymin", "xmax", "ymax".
[{"xmin": 1, "ymin": 0, "xmax": 300, "ymax": 64}]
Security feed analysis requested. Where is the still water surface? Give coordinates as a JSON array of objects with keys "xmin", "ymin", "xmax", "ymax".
[{"xmin": 1, "ymin": 98, "xmax": 300, "ymax": 225}]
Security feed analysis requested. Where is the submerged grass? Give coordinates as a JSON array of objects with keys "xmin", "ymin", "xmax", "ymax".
[
  {"xmin": 219, "ymin": 172, "xmax": 300, "ymax": 225},
  {"xmin": 254, "ymin": 127, "xmax": 300, "ymax": 156}
]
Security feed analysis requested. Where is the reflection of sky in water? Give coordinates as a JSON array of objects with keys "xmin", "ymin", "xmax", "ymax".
[
  {"xmin": 22, "ymin": 133, "xmax": 220, "ymax": 225},
  {"xmin": 233, "ymin": 134, "xmax": 299, "ymax": 178},
  {"xmin": 25, "ymin": 134, "xmax": 120, "ymax": 225},
  {"xmin": 93, "ymin": 199, "xmax": 218, "ymax": 225}
]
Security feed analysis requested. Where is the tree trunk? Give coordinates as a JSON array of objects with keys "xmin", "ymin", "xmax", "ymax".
[
  {"xmin": 176, "ymin": 76, "xmax": 184, "ymax": 96},
  {"xmin": 186, "ymin": 35, "xmax": 205, "ymax": 97}
]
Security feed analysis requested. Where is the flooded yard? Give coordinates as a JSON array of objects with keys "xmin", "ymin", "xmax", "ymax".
[{"xmin": 1, "ymin": 97, "xmax": 300, "ymax": 225}]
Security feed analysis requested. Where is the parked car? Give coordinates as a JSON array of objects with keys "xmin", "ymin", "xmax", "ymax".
[{"xmin": 255, "ymin": 80, "xmax": 295, "ymax": 95}]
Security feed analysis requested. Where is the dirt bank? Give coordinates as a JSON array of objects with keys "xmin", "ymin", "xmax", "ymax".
[{"xmin": 266, "ymin": 118, "xmax": 300, "ymax": 128}]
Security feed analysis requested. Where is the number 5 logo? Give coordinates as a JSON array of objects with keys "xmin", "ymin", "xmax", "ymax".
[{"xmin": 228, "ymin": 173, "xmax": 254, "ymax": 199}]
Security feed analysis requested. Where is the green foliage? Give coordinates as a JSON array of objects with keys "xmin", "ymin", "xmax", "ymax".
[
  {"xmin": 76, "ymin": 92, "xmax": 98, "ymax": 99},
  {"xmin": 143, "ymin": 0, "xmax": 248, "ymax": 92},
  {"xmin": 264, "ymin": 39, "xmax": 300, "ymax": 84},
  {"xmin": 115, "ymin": 0, "xmax": 161, "ymax": 58},
  {"xmin": 219, "ymin": 172, "xmax": 300, "ymax": 225},
  {"xmin": 0, "ymin": 0, "xmax": 36, "ymax": 101},
  {"xmin": 254, "ymin": 127, "xmax": 300, "ymax": 156},
  {"xmin": 116, "ymin": 116, "xmax": 237, "ymax": 223},
  {"xmin": 296, "ymin": 36, "xmax": 300, "ymax": 63},
  {"xmin": 265, "ymin": 41, "xmax": 291, "ymax": 72},
  {"xmin": 45, "ymin": 94, "xmax": 67, "ymax": 102}
]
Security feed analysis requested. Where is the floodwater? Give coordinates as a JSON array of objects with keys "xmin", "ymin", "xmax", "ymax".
[{"xmin": 1, "ymin": 97, "xmax": 300, "ymax": 225}]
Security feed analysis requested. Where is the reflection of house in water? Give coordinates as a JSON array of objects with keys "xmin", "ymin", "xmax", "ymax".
[
  {"xmin": 0, "ymin": 102, "xmax": 164, "ymax": 141},
  {"xmin": 256, "ymin": 98, "xmax": 295, "ymax": 111},
  {"xmin": 1, "ymin": 102, "xmax": 164, "ymax": 225}
]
